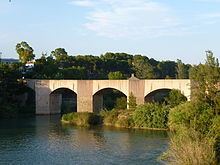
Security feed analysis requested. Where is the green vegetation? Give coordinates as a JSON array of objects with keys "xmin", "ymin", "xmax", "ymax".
[
  {"xmin": 167, "ymin": 111, "xmax": 220, "ymax": 164},
  {"xmin": 176, "ymin": 59, "xmax": 190, "ymax": 79},
  {"xmin": 0, "ymin": 62, "xmax": 35, "ymax": 118},
  {"xmin": 11, "ymin": 42, "xmax": 192, "ymax": 80},
  {"xmin": 132, "ymin": 103, "xmax": 169, "ymax": 129},
  {"xmin": 168, "ymin": 127, "xmax": 216, "ymax": 165},
  {"xmin": 3, "ymin": 41, "xmax": 189, "ymax": 118},
  {"xmin": 166, "ymin": 52, "xmax": 220, "ymax": 164},
  {"xmin": 1, "ymin": 41, "xmax": 220, "ymax": 163},
  {"xmin": 62, "ymin": 87, "xmax": 187, "ymax": 129},
  {"xmin": 100, "ymin": 109, "xmax": 134, "ymax": 128},
  {"xmin": 168, "ymin": 101, "xmax": 215, "ymax": 134},
  {"xmin": 61, "ymin": 112, "xmax": 101, "ymax": 127},
  {"xmin": 128, "ymin": 92, "xmax": 137, "ymax": 110},
  {"xmin": 108, "ymin": 71, "xmax": 124, "ymax": 80},
  {"xmin": 165, "ymin": 89, "xmax": 187, "ymax": 108},
  {"xmin": 16, "ymin": 41, "xmax": 35, "ymax": 64},
  {"xmin": 190, "ymin": 51, "xmax": 220, "ymax": 115},
  {"xmin": 115, "ymin": 97, "xmax": 127, "ymax": 110},
  {"xmin": 60, "ymin": 51, "xmax": 220, "ymax": 164}
]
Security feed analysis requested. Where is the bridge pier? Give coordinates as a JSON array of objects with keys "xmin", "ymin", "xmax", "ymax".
[
  {"xmin": 93, "ymin": 94, "xmax": 103, "ymax": 113},
  {"xmin": 129, "ymin": 78, "xmax": 145, "ymax": 105},
  {"xmin": 50, "ymin": 94, "xmax": 62, "ymax": 114},
  {"xmin": 77, "ymin": 80, "xmax": 93, "ymax": 113},
  {"xmin": 35, "ymin": 80, "xmax": 50, "ymax": 115}
]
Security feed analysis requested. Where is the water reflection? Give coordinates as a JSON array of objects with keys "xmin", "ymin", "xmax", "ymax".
[{"xmin": 0, "ymin": 115, "xmax": 168, "ymax": 165}]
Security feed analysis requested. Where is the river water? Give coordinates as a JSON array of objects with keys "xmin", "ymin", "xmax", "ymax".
[{"xmin": 0, "ymin": 116, "xmax": 168, "ymax": 165}]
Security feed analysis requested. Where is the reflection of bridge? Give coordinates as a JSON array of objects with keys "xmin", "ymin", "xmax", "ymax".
[{"xmin": 27, "ymin": 76, "xmax": 191, "ymax": 115}]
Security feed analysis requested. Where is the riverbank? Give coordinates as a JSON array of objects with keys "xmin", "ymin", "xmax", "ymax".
[
  {"xmin": 61, "ymin": 101, "xmax": 220, "ymax": 164},
  {"xmin": 61, "ymin": 103, "xmax": 170, "ymax": 130}
]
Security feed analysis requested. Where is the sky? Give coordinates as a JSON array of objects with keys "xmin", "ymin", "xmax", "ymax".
[{"xmin": 0, "ymin": 0, "xmax": 220, "ymax": 64}]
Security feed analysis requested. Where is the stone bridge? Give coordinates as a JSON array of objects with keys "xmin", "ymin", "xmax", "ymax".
[{"xmin": 26, "ymin": 77, "xmax": 191, "ymax": 114}]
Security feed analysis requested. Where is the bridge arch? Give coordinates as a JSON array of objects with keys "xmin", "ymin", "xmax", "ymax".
[
  {"xmin": 92, "ymin": 80, "xmax": 129, "ymax": 97},
  {"xmin": 145, "ymin": 88, "xmax": 188, "ymax": 103},
  {"xmin": 145, "ymin": 88, "xmax": 171, "ymax": 103},
  {"xmin": 51, "ymin": 86, "xmax": 77, "ymax": 95},
  {"xmin": 93, "ymin": 87, "xmax": 127, "ymax": 113},
  {"xmin": 49, "ymin": 88, "xmax": 77, "ymax": 114}
]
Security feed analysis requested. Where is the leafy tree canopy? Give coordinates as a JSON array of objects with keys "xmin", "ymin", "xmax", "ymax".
[{"xmin": 16, "ymin": 41, "xmax": 34, "ymax": 64}]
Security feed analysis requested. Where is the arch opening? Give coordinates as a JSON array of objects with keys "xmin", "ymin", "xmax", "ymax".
[
  {"xmin": 145, "ymin": 88, "xmax": 171, "ymax": 103},
  {"xmin": 50, "ymin": 88, "xmax": 77, "ymax": 114},
  {"xmin": 93, "ymin": 88, "xmax": 127, "ymax": 113}
]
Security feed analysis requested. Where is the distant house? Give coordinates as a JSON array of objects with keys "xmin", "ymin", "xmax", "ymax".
[{"xmin": 25, "ymin": 60, "xmax": 35, "ymax": 69}]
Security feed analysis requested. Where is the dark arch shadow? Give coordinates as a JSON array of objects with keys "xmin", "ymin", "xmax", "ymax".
[
  {"xmin": 93, "ymin": 88, "xmax": 127, "ymax": 113},
  {"xmin": 145, "ymin": 88, "xmax": 171, "ymax": 103},
  {"xmin": 50, "ymin": 88, "xmax": 77, "ymax": 114}
]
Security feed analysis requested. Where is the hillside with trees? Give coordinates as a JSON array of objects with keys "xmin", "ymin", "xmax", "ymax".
[{"xmin": 12, "ymin": 42, "xmax": 190, "ymax": 80}]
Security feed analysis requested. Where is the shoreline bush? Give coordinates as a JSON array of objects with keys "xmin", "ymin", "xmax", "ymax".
[
  {"xmin": 168, "ymin": 127, "xmax": 216, "ymax": 165},
  {"xmin": 132, "ymin": 103, "xmax": 169, "ymax": 129},
  {"xmin": 167, "ymin": 101, "xmax": 220, "ymax": 164},
  {"xmin": 100, "ymin": 109, "xmax": 134, "ymax": 128},
  {"xmin": 62, "ymin": 102, "xmax": 170, "ymax": 130},
  {"xmin": 61, "ymin": 112, "xmax": 101, "ymax": 127}
]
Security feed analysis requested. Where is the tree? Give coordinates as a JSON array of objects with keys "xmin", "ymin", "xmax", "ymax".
[
  {"xmin": 157, "ymin": 61, "xmax": 177, "ymax": 78},
  {"xmin": 108, "ymin": 71, "xmax": 124, "ymax": 80},
  {"xmin": 132, "ymin": 55, "xmax": 155, "ymax": 79},
  {"xmin": 16, "ymin": 41, "xmax": 35, "ymax": 64},
  {"xmin": 51, "ymin": 48, "xmax": 68, "ymax": 62},
  {"xmin": 190, "ymin": 51, "xmax": 220, "ymax": 115},
  {"xmin": 176, "ymin": 59, "xmax": 189, "ymax": 79}
]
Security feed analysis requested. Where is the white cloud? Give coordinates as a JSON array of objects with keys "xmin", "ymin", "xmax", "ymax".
[
  {"xmin": 71, "ymin": 0, "xmax": 187, "ymax": 38},
  {"xmin": 69, "ymin": 0, "xmax": 95, "ymax": 7},
  {"xmin": 70, "ymin": 0, "xmax": 220, "ymax": 38}
]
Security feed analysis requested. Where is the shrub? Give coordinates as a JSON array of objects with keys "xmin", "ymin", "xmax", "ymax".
[
  {"xmin": 100, "ymin": 109, "xmax": 134, "ymax": 128},
  {"xmin": 61, "ymin": 112, "xmax": 101, "ymax": 127},
  {"xmin": 168, "ymin": 101, "xmax": 215, "ymax": 135},
  {"xmin": 128, "ymin": 92, "xmax": 137, "ymax": 110},
  {"xmin": 132, "ymin": 103, "xmax": 169, "ymax": 129},
  {"xmin": 165, "ymin": 89, "xmax": 187, "ymax": 107},
  {"xmin": 210, "ymin": 116, "xmax": 220, "ymax": 163},
  {"xmin": 115, "ymin": 110, "xmax": 134, "ymax": 128},
  {"xmin": 167, "ymin": 101, "xmax": 220, "ymax": 164},
  {"xmin": 115, "ymin": 97, "xmax": 127, "ymax": 110},
  {"xmin": 168, "ymin": 127, "xmax": 216, "ymax": 165},
  {"xmin": 108, "ymin": 71, "xmax": 124, "ymax": 80},
  {"xmin": 100, "ymin": 109, "xmax": 119, "ymax": 126}
]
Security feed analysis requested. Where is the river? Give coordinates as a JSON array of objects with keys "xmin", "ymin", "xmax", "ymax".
[{"xmin": 0, "ymin": 115, "xmax": 168, "ymax": 165}]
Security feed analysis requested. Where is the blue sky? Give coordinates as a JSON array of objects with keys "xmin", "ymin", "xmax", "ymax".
[{"xmin": 0, "ymin": 0, "xmax": 220, "ymax": 64}]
